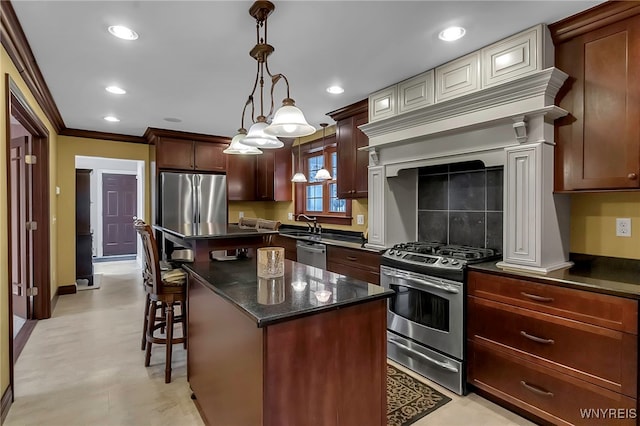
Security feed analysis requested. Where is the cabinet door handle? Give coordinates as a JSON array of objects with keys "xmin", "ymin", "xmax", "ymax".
[
  {"xmin": 520, "ymin": 330, "xmax": 554, "ymax": 345},
  {"xmin": 520, "ymin": 292, "xmax": 554, "ymax": 303},
  {"xmin": 520, "ymin": 381, "xmax": 554, "ymax": 397},
  {"xmin": 346, "ymin": 256, "xmax": 358, "ymax": 261},
  {"xmin": 628, "ymin": 173, "xmax": 638, "ymax": 180}
]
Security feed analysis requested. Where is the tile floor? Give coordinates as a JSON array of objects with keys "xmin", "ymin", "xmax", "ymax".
[{"xmin": 6, "ymin": 260, "xmax": 534, "ymax": 426}]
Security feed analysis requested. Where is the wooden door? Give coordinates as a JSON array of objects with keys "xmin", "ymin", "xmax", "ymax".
[
  {"xmin": 10, "ymin": 136, "xmax": 32, "ymax": 319},
  {"xmin": 102, "ymin": 173, "xmax": 138, "ymax": 256},
  {"xmin": 227, "ymin": 154, "xmax": 256, "ymax": 201},
  {"xmin": 256, "ymin": 151, "xmax": 275, "ymax": 200}
]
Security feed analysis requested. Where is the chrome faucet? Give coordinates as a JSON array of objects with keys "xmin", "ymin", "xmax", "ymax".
[{"xmin": 297, "ymin": 214, "xmax": 318, "ymax": 233}]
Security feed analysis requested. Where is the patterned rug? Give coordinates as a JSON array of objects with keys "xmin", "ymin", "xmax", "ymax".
[{"xmin": 387, "ymin": 364, "xmax": 452, "ymax": 426}]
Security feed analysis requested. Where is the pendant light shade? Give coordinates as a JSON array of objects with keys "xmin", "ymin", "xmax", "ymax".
[
  {"xmin": 241, "ymin": 121, "xmax": 284, "ymax": 149},
  {"xmin": 224, "ymin": 129, "xmax": 263, "ymax": 155},
  {"xmin": 314, "ymin": 123, "xmax": 332, "ymax": 181},
  {"xmin": 264, "ymin": 99, "xmax": 315, "ymax": 137},
  {"xmin": 291, "ymin": 172, "xmax": 307, "ymax": 183}
]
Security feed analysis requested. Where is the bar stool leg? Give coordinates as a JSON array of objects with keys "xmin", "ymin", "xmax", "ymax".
[
  {"xmin": 181, "ymin": 301, "xmax": 187, "ymax": 349},
  {"xmin": 165, "ymin": 302, "xmax": 174, "ymax": 383},
  {"xmin": 145, "ymin": 300, "xmax": 156, "ymax": 367},
  {"xmin": 141, "ymin": 292, "xmax": 150, "ymax": 350}
]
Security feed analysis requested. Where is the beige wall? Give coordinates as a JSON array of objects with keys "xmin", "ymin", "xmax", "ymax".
[
  {"xmin": 57, "ymin": 136, "xmax": 150, "ymax": 286},
  {"xmin": 1, "ymin": 46, "xmax": 59, "ymax": 395},
  {"xmin": 570, "ymin": 193, "xmax": 640, "ymax": 260}
]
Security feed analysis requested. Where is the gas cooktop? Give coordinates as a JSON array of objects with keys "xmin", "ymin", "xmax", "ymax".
[{"xmin": 381, "ymin": 241, "xmax": 501, "ymax": 279}]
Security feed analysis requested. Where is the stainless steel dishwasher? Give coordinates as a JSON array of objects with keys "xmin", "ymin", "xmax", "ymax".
[{"xmin": 296, "ymin": 240, "xmax": 327, "ymax": 269}]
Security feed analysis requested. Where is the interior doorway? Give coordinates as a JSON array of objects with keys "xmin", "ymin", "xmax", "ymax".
[
  {"xmin": 6, "ymin": 75, "xmax": 52, "ymax": 398},
  {"xmin": 75, "ymin": 156, "xmax": 145, "ymax": 264}
]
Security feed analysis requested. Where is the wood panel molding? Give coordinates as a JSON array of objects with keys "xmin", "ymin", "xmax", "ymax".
[
  {"xmin": 549, "ymin": 1, "xmax": 640, "ymax": 43},
  {"xmin": 57, "ymin": 284, "xmax": 77, "ymax": 295},
  {"xmin": 0, "ymin": 0, "xmax": 65, "ymax": 132},
  {"xmin": 60, "ymin": 128, "xmax": 148, "ymax": 144},
  {"xmin": 1, "ymin": 385, "xmax": 12, "ymax": 424}
]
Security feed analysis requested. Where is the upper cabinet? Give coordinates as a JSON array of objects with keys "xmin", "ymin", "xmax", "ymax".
[
  {"xmin": 328, "ymin": 100, "xmax": 369, "ymax": 199},
  {"xmin": 256, "ymin": 147, "xmax": 292, "ymax": 202},
  {"xmin": 226, "ymin": 154, "xmax": 256, "ymax": 201},
  {"xmin": 146, "ymin": 128, "xmax": 228, "ymax": 173},
  {"xmin": 551, "ymin": 3, "xmax": 640, "ymax": 191},
  {"xmin": 367, "ymin": 24, "xmax": 552, "ymax": 124}
]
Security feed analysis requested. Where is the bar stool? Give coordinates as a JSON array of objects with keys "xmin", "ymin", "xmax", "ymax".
[{"xmin": 134, "ymin": 219, "xmax": 187, "ymax": 383}]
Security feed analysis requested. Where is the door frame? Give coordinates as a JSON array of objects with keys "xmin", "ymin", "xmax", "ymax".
[{"xmin": 5, "ymin": 75, "xmax": 51, "ymax": 394}]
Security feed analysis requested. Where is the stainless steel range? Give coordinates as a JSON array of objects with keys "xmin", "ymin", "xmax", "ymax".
[{"xmin": 381, "ymin": 242, "xmax": 499, "ymax": 395}]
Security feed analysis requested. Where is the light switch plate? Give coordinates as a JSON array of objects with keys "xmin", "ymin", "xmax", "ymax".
[
  {"xmin": 616, "ymin": 218, "xmax": 631, "ymax": 237},
  {"xmin": 356, "ymin": 214, "xmax": 365, "ymax": 225},
  {"xmin": 288, "ymin": 212, "xmax": 294, "ymax": 220},
  {"xmin": 239, "ymin": 211, "xmax": 244, "ymax": 219}
]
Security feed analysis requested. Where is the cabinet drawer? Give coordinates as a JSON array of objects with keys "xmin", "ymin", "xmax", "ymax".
[
  {"xmin": 468, "ymin": 296, "xmax": 637, "ymax": 397},
  {"xmin": 328, "ymin": 261, "xmax": 379, "ymax": 285},
  {"xmin": 468, "ymin": 271, "xmax": 638, "ymax": 334},
  {"xmin": 469, "ymin": 341, "xmax": 637, "ymax": 426},
  {"xmin": 326, "ymin": 246, "xmax": 380, "ymax": 273}
]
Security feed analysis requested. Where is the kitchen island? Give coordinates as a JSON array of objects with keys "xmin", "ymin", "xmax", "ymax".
[
  {"xmin": 154, "ymin": 222, "xmax": 278, "ymax": 262},
  {"xmin": 183, "ymin": 259, "xmax": 393, "ymax": 426}
]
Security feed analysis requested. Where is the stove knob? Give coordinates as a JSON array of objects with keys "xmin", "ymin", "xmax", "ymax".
[
  {"xmin": 451, "ymin": 260, "xmax": 459, "ymax": 266},
  {"xmin": 388, "ymin": 250, "xmax": 395, "ymax": 255},
  {"xmin": 441, "ymin": 259, "xmax": 448, "ymax": 264}
]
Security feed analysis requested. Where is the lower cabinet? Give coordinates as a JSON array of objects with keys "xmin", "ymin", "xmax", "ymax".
[
  {"xmin": 467, "ymin": 270, "xmax": 638, "ymax": 425},
  {"xmin": 327, "ymin": 246, "xmax": 380, "ymax": 285},
  {"xmin": 272, "ymin": 235, "xmax": 297, "ymax": 261}
]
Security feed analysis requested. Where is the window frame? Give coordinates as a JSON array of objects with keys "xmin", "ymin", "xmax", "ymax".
[{"xmin": 294, "ymin": 134, "xmax": 352, "ymax": 225}]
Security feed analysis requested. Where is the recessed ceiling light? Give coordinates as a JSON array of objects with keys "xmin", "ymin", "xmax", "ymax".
[
  {"xmin": 326, "ymin": 86, "xmax": 344, "ymax": 94},
  {"xmin": 105, "ymin": 86, "xmax": 126, "ymax": 95},
  {"xmin": 108, "ymin": 25, "xmax": 139, "ymax": 41},
  {"xmin": 104, "ymin": 116, "xmax": 120, "ymax": 122},
  {"xmin": 438, "ymin": 26, "xmax": 466, "ymax": 42}
]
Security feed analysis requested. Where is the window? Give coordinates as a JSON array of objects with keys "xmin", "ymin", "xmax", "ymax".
[{"xmin": 294, "ymin": 135, "xmax": 351, "ymax": 225}]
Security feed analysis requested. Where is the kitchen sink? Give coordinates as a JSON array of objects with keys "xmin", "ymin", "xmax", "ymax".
[{"xmin": 279, "ymin": 230, "xmax": 362, "ymax": 244}]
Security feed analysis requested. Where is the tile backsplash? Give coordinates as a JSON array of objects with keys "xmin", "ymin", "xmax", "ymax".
[{"xmin": 417, "ymin": 161, "xmax": 503, "ymax": 252}]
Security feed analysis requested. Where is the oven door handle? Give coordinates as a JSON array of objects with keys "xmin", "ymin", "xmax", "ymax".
[
  {"xmin": 382, "ymin": 271, "xmax": 459, "ymax": 294},
  {"xmin": 389, "ymin": 339, "xmax": 459, "ymax": 373}
]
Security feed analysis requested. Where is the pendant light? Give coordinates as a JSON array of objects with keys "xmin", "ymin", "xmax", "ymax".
[
  {"xmin": 225, "ymin": 1, "xmax": 315, "ymax": 155},
  {"xmin": 314, "ymin": 123, "xmax": 332, "ymax": 181},
  {"xmin": 291, "ymin": 137, "xmax": 307, "ymax": 183},
  {"xmin": 223, "ymin": 128, "xmax": 263, "ymax": 155}
]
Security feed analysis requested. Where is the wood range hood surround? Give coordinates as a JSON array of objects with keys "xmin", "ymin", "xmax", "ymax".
[{"xmin": 360, "ymin": 67, "xmax": 573, "ymax": 273}]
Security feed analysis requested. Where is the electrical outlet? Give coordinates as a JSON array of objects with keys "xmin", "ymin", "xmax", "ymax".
[
  {"xmin": 288, "ymin": 212, "xmax": 294, "ymax": 220},
  {"xmin": 239, "ymin": 211, "xmax": 244, "ymax": 219},
  {"xmin": 356, "ymin": 214, "xmax": 365, "ymax": 225},
  {"xmin": 616, "ymin": 218, "xmax": 631, "ymax": 237}
]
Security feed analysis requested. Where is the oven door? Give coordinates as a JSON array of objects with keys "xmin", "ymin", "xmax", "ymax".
[{"xmin": 380, "ymin": 265, "xmax": 463, "ymax": 360}]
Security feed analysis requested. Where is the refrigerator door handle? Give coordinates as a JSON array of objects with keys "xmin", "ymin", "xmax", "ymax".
[{"xmin": 194, "ymin": 174, "xmax": 200, "ymax": 223}]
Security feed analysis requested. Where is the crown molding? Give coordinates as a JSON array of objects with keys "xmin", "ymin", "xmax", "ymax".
[
  {"xmin": 143, "ymin": 127, "xmax": 231, "ymax": 145},
  {"xmin": 60, "ymin": 128, "xmax": 148, "ymax": 144},
  {"xmin": 326, "ymin": 99, "xmax": 368, "ymax": 121},
  {"xmin": 0, "ymin": 0, "xmax": 65, "ymax": 133},
  {"xmin": 549, "ymin": 1, "xmax": 640, "ymax": 43}
]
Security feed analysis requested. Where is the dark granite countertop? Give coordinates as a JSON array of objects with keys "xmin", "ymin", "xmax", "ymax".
[
  {"xmin": 278, "ymin": 226, "xmax": 385, "ymax": 253},
  {"xmin": 469, "ymin": 254, "xmax": 640, "ymax": 299},
  {"xmin": 154, "ymin": 222, "xmax": 278, "ymax": 239},
  {"xmin": 183, "ymin": 258, "xmax": 393, "ymax": 327}
]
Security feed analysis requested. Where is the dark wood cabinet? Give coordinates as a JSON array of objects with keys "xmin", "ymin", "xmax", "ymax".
[
  {"xmin": 75, "ymin": 169, "xmax": 93, "ymax": 286},
  {"xmin": 551, "ymin": 3, "xmax": 640, "ymax": 191},
  {"xmin": 147, "ymin": 128, "xmax": 229, "ymax": 173},
  {"xmin": 328, "ymin": 99, "xmax": 369, "ymax": 199},
  {"xmin": 467, "ymin": 270, "xmax": 638, "ymax": 425},
  {"xmin": 326, "ymin": 245, "xmax": 380, "ymax": 285},
  {"xmin": 256, "ymin": 147, "xmax": 292, "ymax": 201},
  {"xmin": 272, "ymin": 235, "xmax": 297, "ymax": 261},
  {"xmin": 226, "ymin": 154, "xmax": 256, "ymax": 201}
]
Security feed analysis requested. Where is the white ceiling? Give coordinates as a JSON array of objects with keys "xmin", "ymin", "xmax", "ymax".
[{"xmin": 11, "ymin": 1, "xmax": 603, "ymax": 139}]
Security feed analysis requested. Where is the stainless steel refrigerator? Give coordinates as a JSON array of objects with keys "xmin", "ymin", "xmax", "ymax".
[{"xmin": 160, "ymin": 172, "xmax": 227, "ymax": 227}]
